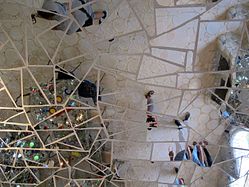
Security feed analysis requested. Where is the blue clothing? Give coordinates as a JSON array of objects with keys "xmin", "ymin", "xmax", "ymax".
[
  {"xmin": 192, "ymin": 145, "xmax": 205, "ymax": 167},
  {"xmin": 222, "ymin": 111, "xmax": 230, "ymax": 118},
  {"xmin": 175, "ymin": 178, "xmax": 185, "ymax": 185},
  {"xmin": 175, "ymin": 178, "xmax": 181, "ymax": 185}
]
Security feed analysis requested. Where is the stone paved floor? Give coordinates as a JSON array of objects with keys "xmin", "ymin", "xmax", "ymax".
[{"xmin": 0, "ymin": 0, "xmax": 249, "ymax": 187}]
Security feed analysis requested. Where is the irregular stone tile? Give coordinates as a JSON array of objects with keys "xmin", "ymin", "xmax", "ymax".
[
  {"xmin": 38, "ymin": 26, "xmax": 65, "ymax": 60},
  {"xmin": 156, "ymin": 97, "xmax": 182, "ymax": 116},
  {"xmin": 86, "ymin": 0, "xmax": 142, "ymax": 42},
  {"xmin": 156, "ymin": 0, "xmax": 175, "ymax": 6},
  {"xmin": 241, "ymin": 29, "xmax": 249, "ymax": 50},
  {"xmin": 98, "ymin": 54, "xmax": 141, "ymax": 74},
  {"xmin": 0, "ymin": 39, "xmax": 24, "ymax": 69},
  {"xmin": 178, "ymin": 161, "xmax": 197, "ymax": 184},
  {"xmin": 205, "ymin": 121, "xmax": 227, "ymax": 144},
  {"xmin": 151, "ymin": 142, "xmax": 186, "ymax": 161},
  {"xmin": 110, "ymin": 31, "xmax": 149, "ymax": 54},
  {"xmin": 191, "ymin": 166, "xmax": 235, "ymax": 187},
  {"xmin": 119, "ymin": 72, "xmax": 137, "ymax": 80},
  {"xmin": 27, "ymin": 30, "xmax": 51, "ymax": 65},
  {"xmin": 188, "ymin": 128, "xmax": 205, "ymax": 144},
  {"xmin": 138, "ymin": 75, "xmax": 177, "ymax": 88},
  {"xmin": 0, "ymin": 29, "xmax": 8, "ymax": 45},
  {"xmin": 53, "ymin": 34, "xmax": 84, "ymax": 62},
  {"xmin": 150, "ymin": 19, "xmax": 198, "ymax": 50},
  {"xmin": 113, "ymin": 141, "xmax": 152, "ymax": 160},
  {"xmin": 138, "ymin": 55, "xmax": 184, "ymax": 79},
  {"xmin": 112, "ymin": 125, "xmax": 147, "ymax": 142},
  {"xmin": 0, "ymin": 89, "xmax": 16, "ymax": 107},
  {"xmin": 151, "ymin": 48, "xmax": 186, "ymax": 66},
  {"xmin": 185, "ymin": 51, "xmax": 193, "ymax": 71},
  {"xmin": 177, "ymin": 72, "xmax": 227, "ymax": 89},
  {"xmin": 125, "ymin": 181, "xmax": 157, "ymax": 187},
  {"xmin": 182, "ymin": 94, "xmax": 221, "ymax": 138},
  {"xmin": 1, "ymin": 20, "xmax": 27, "ymax": 61},
  {"xmin": 176, "ymin": 0, "xmax": 206, "ymax": 5},
  {"xmin": 133, "ymin": 166, "xmax": 160, "ymax": 181},
  {"xmin": 92, "ymin": 0, "xmax": 123, "ymax": 15},
  {"xmin": 158, "ymin": 162, "xmax": 181, "ymax": 183},
  {"xmin": 124, "ymin": 160, "xmax": 163, "ymax": 182},
  {"xmin": 0, "ymin": 70, "xmax": 22, "ymax": 106},
  {"xmin": 156, "ymin": 7, "xmax": 205, "ymax": 34},
  {"xmin": 0, "ymin": 2, "xmax": 23, "ymax": 21},
  {"xmin": 11, "ymin": 0, "xmax": 44, "ymax": 8},
  {"xmin": 190, "ymin": 165, "xmax": 209, "ymax": 183},
  {"xmin": 179, "ymin": 90, "xmax": 200, "ymax": 113},
  {"xmin": 128, "ymin": 0, "xmax": 155, "ymax": 37},
  {"xmin": 29, "ymin": 67, "xmax": 54, "ymax": 93}
]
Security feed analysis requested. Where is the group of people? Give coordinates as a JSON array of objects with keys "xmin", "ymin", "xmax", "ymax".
[
  {"xmin": 32, "ymin": 0, "xmax": 107, "ymax": 35},
  {"xmin": 145, "ymin": 90, "xmax": 213, "ymax": 185},
  {"xmin": 172, "ymin": 140, "xmax": 213, "ymax": 167},
  {"xmin": 170, "ymin": 140, "xmax": 213, "ymax": 185}
]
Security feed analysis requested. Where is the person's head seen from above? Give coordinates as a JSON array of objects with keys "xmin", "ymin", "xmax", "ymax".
[{"xmin": 93, "ymin": 10, "xmax": 107, "ymax": 24}]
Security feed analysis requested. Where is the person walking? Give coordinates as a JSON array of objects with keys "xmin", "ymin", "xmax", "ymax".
[{"xmin": 145, "ymin": 90, "xmax": 157, "ymax": 130}]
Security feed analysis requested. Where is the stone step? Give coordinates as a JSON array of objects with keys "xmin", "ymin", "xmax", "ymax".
[
  {"xmin": 117, "ymin": 160, "xmax": 181, "ymax": 183},
  {"xmin": 146, "ymin": 126, "xmax": 188, "ymax": 142},
  {"xmin": 113, "ymin": 141, "xmax": 152, "ymax": 161}
]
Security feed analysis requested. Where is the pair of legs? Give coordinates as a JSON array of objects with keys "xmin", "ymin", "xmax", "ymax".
[
  {"xmin": 146, "ymin": 115, "xmax": 157, "ymax": 130},
  {"xmin": 168, "ymin": 146, "xmax": 174, "ymax": 161},
  {"xmin": 145, "ymin": 90, "xmax": 154, "ymax": 112},
  {"xmin": 174, "ymin": 112, "xmax": 190, "ymax": 130},
  {"xmin": 197, "ymin": 140, "xmax": 212, "ymax": 167},
  {"xmin": 145, "ymin": 90, "xmax": 157, "ymax": 130},
  {"xmin": 189, "ymin": 141, "xmax": 210, "ymax": 167}
]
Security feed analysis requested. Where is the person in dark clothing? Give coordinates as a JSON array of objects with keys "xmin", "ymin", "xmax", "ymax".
[
  {"xmin": 31, "ymin": 0, "xmax": 107, "ymax": 34},
  {"xmin": 174, "ymin": 150, "xmax": 187, "ymax": 161},
  {"xmin": 203, "ymin": 147, "xmax": 212, "ymax": 167},
  {"xmin": 201, "ymin": 140, "xmax": 213, "ymax": 167},
  {"xmin": 174, "ymin": 119, "xmax": 183, "ymax": 130},
  {"xmin": 76, "ymin": 0, "xmax": 107, "ymax": 31},
  {"xmin": 169, "ymin": 151, "xmax": 174, "ymax": 161},
  {"xmin": 78, "ymin": 80, "xmax": 101, "ymax": 105},
  {"xmin": 56, "ymin": 70, "xmax": 100, "ymax": 105},
  {"xmin": 57, "ymin": 71, "xmax": 74, "ymax": 80}
]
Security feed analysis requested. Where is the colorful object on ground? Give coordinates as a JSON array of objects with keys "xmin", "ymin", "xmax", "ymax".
[
  {"xmin": 56, "ymin": 95, "xmax": 63, "ymax": 103},
  {"xmin": 49, "ymin": 107, "xmax": 56, "ymax": 114},
  {"xmin": 29, "ymin": 142, "xmax": 35, "ymax": 148},
  {"xmin": 34, "ymin": 155, "xmax": 40, "ymax": 161}
]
